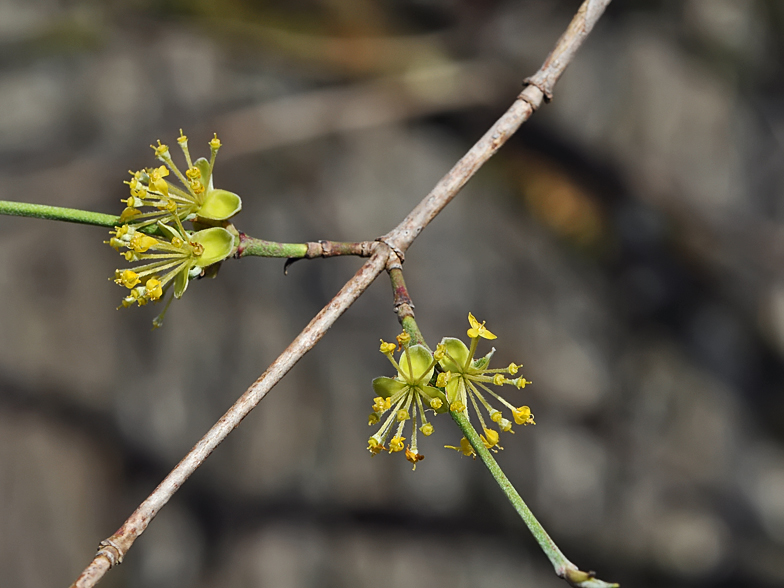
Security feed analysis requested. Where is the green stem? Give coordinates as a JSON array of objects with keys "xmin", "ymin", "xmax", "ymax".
[
  {"xmin": 237, "ymin": 233, "xmax": 374, "ymax": 259},
  {"xmin": 386, "ymin": 274, "xmax": 616, "ymax": 586},
  {"xmin": 237, "ymin": 235, "xmax": 308, "ymax": 258},
  {"xmin": 387, "ymin": 267, "xmax": 428, "ymax": 349},
  {"xmin": 0, "ymin": 200, "xmax": 121, "ymax": 228},
  {"xmin": 451, "ymin": 410, "xmax": 618, "ymax": 588},
  {"xmin": 452, "ymin": 410, "xmax": 568, "ymax": 566}
]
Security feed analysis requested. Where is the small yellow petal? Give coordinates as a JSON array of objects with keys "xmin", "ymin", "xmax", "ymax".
[
  {"xmin": 116, "ymin": 269, "xmax": 140, "ymax": 289},
  {"xmin": 145, "ymin": 278, "xmax": 163, "ymax": 301},
  {"xmin": 513, "ymin": 406, "xmax": 535, "ymax": 425},
  {"xmin": 389, "ymin": 436, "xmax": 405, "ymax": 453},
  {"xmin": 445, "ymin": 437, "xmax": 475, "ymax": 457},
  {"xmin": 467, "ymin": 312, "xmax": 496, "ymax": 340}
]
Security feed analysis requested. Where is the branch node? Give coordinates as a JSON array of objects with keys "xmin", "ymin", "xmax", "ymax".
[
  {"xmin": 305, "ymin": 241, "xmax": 323, "ymax": 258},
  {"xmin": 95, "ymin": 539, "xmax": 123, "ymax": 567},
  {"xmin": 376, "ymin": 237, "xmax": 405, "ymax": 265},
  {"xmin": 518, "ymin": 84, "xmax": 545, "ymax": 110},
  {"xmin": 522, "ymin": 77, "xmax": 552, "ymax": 102}
]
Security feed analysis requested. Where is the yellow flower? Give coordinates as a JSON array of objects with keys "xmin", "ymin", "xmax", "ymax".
[
  {"xmin": 439, "ymin": 314, "xmax": 533, "ymax": 453},
  {"xmin": 368, "ymin": 337, "xmax": 448, "ymax": 469}
]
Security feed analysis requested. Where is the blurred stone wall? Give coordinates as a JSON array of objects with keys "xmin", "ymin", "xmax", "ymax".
[{"xmin": 2, "ymin": 1, "xmax": 784, "ymax": 587}]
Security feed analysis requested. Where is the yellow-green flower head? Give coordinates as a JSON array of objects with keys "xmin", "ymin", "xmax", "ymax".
[
  {"xmin": 108, "ymin": 216, "xmax": 236, "ymax": 327},
  {"xmin": 368, "ymin": 339, "xmax": 448, "ymax": 470},
  {"xmin": 120, "ymin": 131, "xmax": 242, "ymax": 230},
  {"xmin": 439, "ymin": 314, "xmax": 534, "ymax": 454}
]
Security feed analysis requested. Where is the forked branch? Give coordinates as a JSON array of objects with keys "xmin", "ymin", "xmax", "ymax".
[{"xmin": 70, "ymin": 1, "xmax": 612, "ymax": 586}]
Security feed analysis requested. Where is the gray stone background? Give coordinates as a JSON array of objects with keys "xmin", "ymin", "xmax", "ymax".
[{"xmin": 1, "ymin": 0, "xmax": 783, "ymax": 586}]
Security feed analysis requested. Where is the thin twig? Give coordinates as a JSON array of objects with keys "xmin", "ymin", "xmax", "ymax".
[
  {"xmin": 70, "ymin": 1, "xmax": 610, "ymax": 586},
  {"xmin": 0, "ymin": 200, "xmax": 121, "ymax": 229},
  {"xmin": 236, "ymin": 233, "xmax": 375, "ymax": 259}
]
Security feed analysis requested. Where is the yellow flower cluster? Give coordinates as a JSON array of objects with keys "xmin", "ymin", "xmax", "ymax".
[
  {"xmin": 107, "ymin": 132, "xmax": 241, "ymax": 326},
  {"xmin": 368, "ymin": 314, "xmax": 534, "ymax": 468}
]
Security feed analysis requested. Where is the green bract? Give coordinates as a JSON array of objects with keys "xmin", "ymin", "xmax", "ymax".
[
  {"xmin": 191, "ymin": 226, "xmax": 236, "ymax": 267},
  {"xmin": 198, "ymin": 188, "xmax": 242, "ymax": 221}
]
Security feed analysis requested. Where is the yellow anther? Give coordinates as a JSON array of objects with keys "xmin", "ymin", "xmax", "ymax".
[
  {"xmin": 367, "ymin": 437, "xmax": 384, "ymax": 455},
  {"xmin": 436, "ymin": 371, "xmax": 451, "ymax": 387},
  {"xmin": 433, "ymin": 344, "xmax": 446, "ymax": 361},
  {"xmin": 429, "ymin": 397, "xmax": 443, "ymax": 410},
  {"xmin": 493, "ymin": 374, "xmax": 506, "ymax": 386},
  {"xmin": 420, "ymin": 423, "xmax": 434, "ymax": 436},
  {"xmin": 190, "ymin": 180, "xmax": 205, "ymax": 194},
  {"xmin": 514, "ymin": 377, "xmax": 532, "ymax": 389},
  {"xmin": 186, "ymin": 167, "xmax": 201, "ymax": 180},
  {"xmin": 372, "ymin": 396, "xmax": 391, "ymax": 413},
  {"xmin": 379, "ymin": 340, "xmax": 396, "ymax": 354},
  {"xmin": 389, "ymin": 436, "xmax": 405, "ymax": 453},
  {"xmin": 490, "ymin": 409, "xmax": 502, "ymax": 423},
  {"xmin": 507, "ymin": 362, "xmax": 520, "ymax": 375},
  {"xmin": 151, "ymin": 140, "xmax": 169, "ymax": 158},
  {"xmin": 396, "ymin": 331, "xmax": 411, "ymax": 349},
  {"xmin": 450, "ymin": 400, "xmax": 466, "ymax": 413}
]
